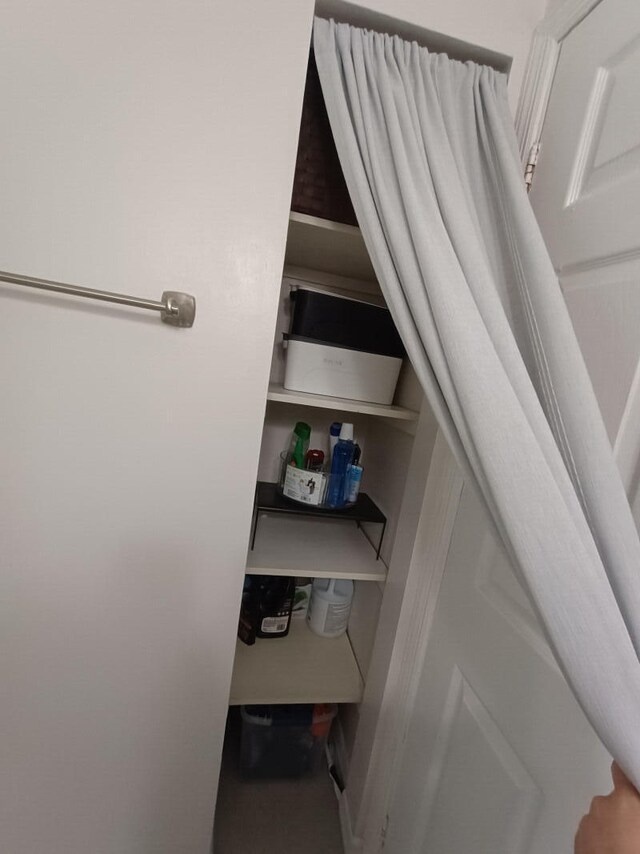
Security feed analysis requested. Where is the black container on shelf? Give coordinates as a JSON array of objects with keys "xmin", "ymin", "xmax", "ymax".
[
  {"xmin": 290, "ymin": 287, "xmax": 405, "ymax": 358},
  {"xmin": 238, "ymin": 575, "xmax": 295, "ymax": 646}
]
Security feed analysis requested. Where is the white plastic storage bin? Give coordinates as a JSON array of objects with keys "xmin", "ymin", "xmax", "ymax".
[{"xmin": 283, "ymin": 334, "xmax": 402, "ymax": 405}]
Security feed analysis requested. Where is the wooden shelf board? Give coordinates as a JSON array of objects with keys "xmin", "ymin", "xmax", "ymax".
[
  {"xmin": 267, "ymin": 383, "xmax": 418, "ymax": 421},
  {"xmin": 288, "ymin": 210, "xmax": 361, "ymax": 236},
  {"xmin": 229, "ymin": 620, "xmax": 364, "ymax": 705},
  {"xmin": 247, "ymin": 514, "xmax": 387, "ymax": 581},
  {"xmin": 285, "ymin": 211, "xmax": 376, "ymax": 282}
]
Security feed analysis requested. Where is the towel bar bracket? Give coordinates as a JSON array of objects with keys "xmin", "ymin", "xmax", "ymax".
[{"xmin": 161, "ymin": 291, "xmax": 196, "ymax": 328}]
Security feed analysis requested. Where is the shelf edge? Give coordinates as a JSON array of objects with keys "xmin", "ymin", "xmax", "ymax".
[
  {"xmin": 244, "ymin": 562, "xmax": 387, "ymax": 582},
  {"xmin": 266, "ymin": 384, "xmax": 418, "ymax": 421},
  {"xmin": 289, "ymin": 209, "xmax": 362, "ymax": 237}
]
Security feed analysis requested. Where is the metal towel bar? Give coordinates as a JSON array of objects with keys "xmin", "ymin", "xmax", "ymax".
[{"xmin": 0, "ymin": 269, "xmax": 196, "ymax": 327}]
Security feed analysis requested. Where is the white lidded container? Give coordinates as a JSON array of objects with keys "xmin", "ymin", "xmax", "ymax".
[
  {"xmin": 283, "ymin": 334, "xmax": 402, "ymax": 405},
  {"xmin": 307, "ymin": 578, "xmax": 354, "ymax": 638}
]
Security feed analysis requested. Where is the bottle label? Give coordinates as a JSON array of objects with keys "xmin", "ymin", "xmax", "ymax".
[
  {"xmin": 283, "ymin": 464, "xmax": 326, "ymax": 506},
  {"xmin": 260, "ymin": 616, "xmax": 289, "ymax": 634},
  {"xmin": 347, "ymin": 466, "xmax": 363, "ymax": 504},
  {"xmin": 323, "ymin": 602, "xmax": 351, "ymax": 634}
]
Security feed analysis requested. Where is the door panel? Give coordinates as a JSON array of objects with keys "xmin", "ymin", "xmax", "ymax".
[
  {"xmin": 385, "ymin": 486, "xmax": 611, "ymax": 854},
  {"xmin": 561, "ymin": 262, "xmax": 640, "ymax": 444},
  {"xmin": 476, "ymin": 533, "xmax": 558, "ymax": 670},
  {"xmin": 0, "ymin": 2, "xmax": 314, "ymax": 852},
  {"xmin": 530, "ymin": 0, "xmax": 640, "ymax": 509},
  {"xmin": 416, "ymin": 666, "xmax": 542, "ymax": 854},
  {"xmin": 531, "ymin": 0, "xmax": 640, "ymax": 270}
]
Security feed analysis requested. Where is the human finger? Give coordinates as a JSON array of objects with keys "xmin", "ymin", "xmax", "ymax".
[{"xmin": 611, "ymin": 761, "xmax": 637, "ymax": 793}]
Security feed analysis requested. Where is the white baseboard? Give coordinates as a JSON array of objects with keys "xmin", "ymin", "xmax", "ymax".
[
  {"xmin": 329, "ymin": 716, "xmax": 364, "ymax": 853},
  {"xmin": 338, "ymin": 789, "xmax": 363, "ymax": 853}
]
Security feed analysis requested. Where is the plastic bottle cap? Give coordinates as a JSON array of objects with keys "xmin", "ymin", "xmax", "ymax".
[
  {"xmin": 339, "ymin": 423, "xmax": 354, "ymax": 441},
  {"xmin": 294, "ymin": 421, "xmax": 311, "ymax": 440},
  {"xmin": 329, "ymin": 422, "xmax": 342, "ymax": 437}
]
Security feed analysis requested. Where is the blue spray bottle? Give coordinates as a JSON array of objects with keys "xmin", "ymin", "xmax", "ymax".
[{"xmin": 327, "ymin": 423, "xmax": 354, "ymax": 508}]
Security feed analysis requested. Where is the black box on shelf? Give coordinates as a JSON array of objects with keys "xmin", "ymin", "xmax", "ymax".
[{"xmin": 289, "ymin": 287, "xmax": 404, "ymax": 358}]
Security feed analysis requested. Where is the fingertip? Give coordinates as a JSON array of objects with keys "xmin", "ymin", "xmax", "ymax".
[{"xmin": 611, "ymin": 761, "xmax": 639, "ymax": 794}]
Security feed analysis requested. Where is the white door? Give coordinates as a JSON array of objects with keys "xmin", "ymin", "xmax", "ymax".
[
  {"xmin": 0, "ymin": 2, "xmax": 313, "ymax": 852},
  {"xmin": 384, "ymin": 0, "xmax": 640, "ymax": 850},
  {"xmin": 529, "ymin": 0, "xmax": 640, "ymax": 516}
]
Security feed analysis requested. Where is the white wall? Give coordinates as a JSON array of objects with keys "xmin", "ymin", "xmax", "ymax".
[{"xmin": 0, "ymin": 1, "xmax": 314, "ymax": 852}]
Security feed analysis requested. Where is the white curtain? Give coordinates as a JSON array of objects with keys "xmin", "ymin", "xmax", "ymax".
[{"xmin": 314, "ymin": 17, "xmax": 640, "ymax": 786}]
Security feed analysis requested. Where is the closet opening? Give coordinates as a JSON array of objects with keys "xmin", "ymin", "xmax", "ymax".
[
  {"xmin": 213, "ymin": 10, "xmax": 508, "ymax": 852},
  {"xmin": 213, "ymin": 42, "xmax": 430, "ymax": 853}
]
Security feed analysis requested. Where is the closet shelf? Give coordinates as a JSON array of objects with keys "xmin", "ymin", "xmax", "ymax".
[
  {"xmin": 289, "ymin": 210, "xmax": 361, "ymax": 237},
  {"xmin": 247, "ymin": 514, "xmax": 387, "ymax": 581},
  {"xmin": 285, "ymin": 211, "xmax": 375, "ymax": 282},
  {"xmin": 229, "ymin": 620, "xmax": 364, "ymax": 705},
  {"xmin": 267, "ymin": 382, "xmax": 418, "ymax": 421}
]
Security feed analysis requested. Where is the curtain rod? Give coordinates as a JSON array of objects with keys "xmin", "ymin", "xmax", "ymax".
[{"xmin": 0, "ymin": 269, "xmax": 196, "ymax": 327}]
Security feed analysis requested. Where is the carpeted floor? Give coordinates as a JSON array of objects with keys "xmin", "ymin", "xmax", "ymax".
[{"xmin": 213, "ymin": 710, "xmax": 344, "ymax": 854}]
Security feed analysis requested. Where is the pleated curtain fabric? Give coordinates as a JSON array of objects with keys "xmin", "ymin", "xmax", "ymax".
[{"xmin": 314, "ymin": 16, "xmax": 640, "ymax": 785}]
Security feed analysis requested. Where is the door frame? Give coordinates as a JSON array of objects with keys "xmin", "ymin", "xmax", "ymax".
[
  {"xmin": 515, "ymin": 0, "xmax": 603, "ymax": 165},
  {"xmin": 353, "ymin": 1, "xmax": 606, "ymax": 850},
  {"xmin": 353, "ymin": 431, "xmax": 464, "ymax": 853}
]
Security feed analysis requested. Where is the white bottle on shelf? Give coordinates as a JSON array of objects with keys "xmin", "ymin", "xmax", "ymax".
[{"xmin": 307, "ymin": 578, "xmax": 354, "ymax": 638}]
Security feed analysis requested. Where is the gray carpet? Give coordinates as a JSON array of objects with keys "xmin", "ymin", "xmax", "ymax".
[{"xmin": 213, "ymin": 710, "xmax": 344, "ymax": 854}]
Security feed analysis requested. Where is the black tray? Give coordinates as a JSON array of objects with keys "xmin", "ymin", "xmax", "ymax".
[{"xmin": 250, "ymin": 481, "xmax": 387, "ymax": 559}]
